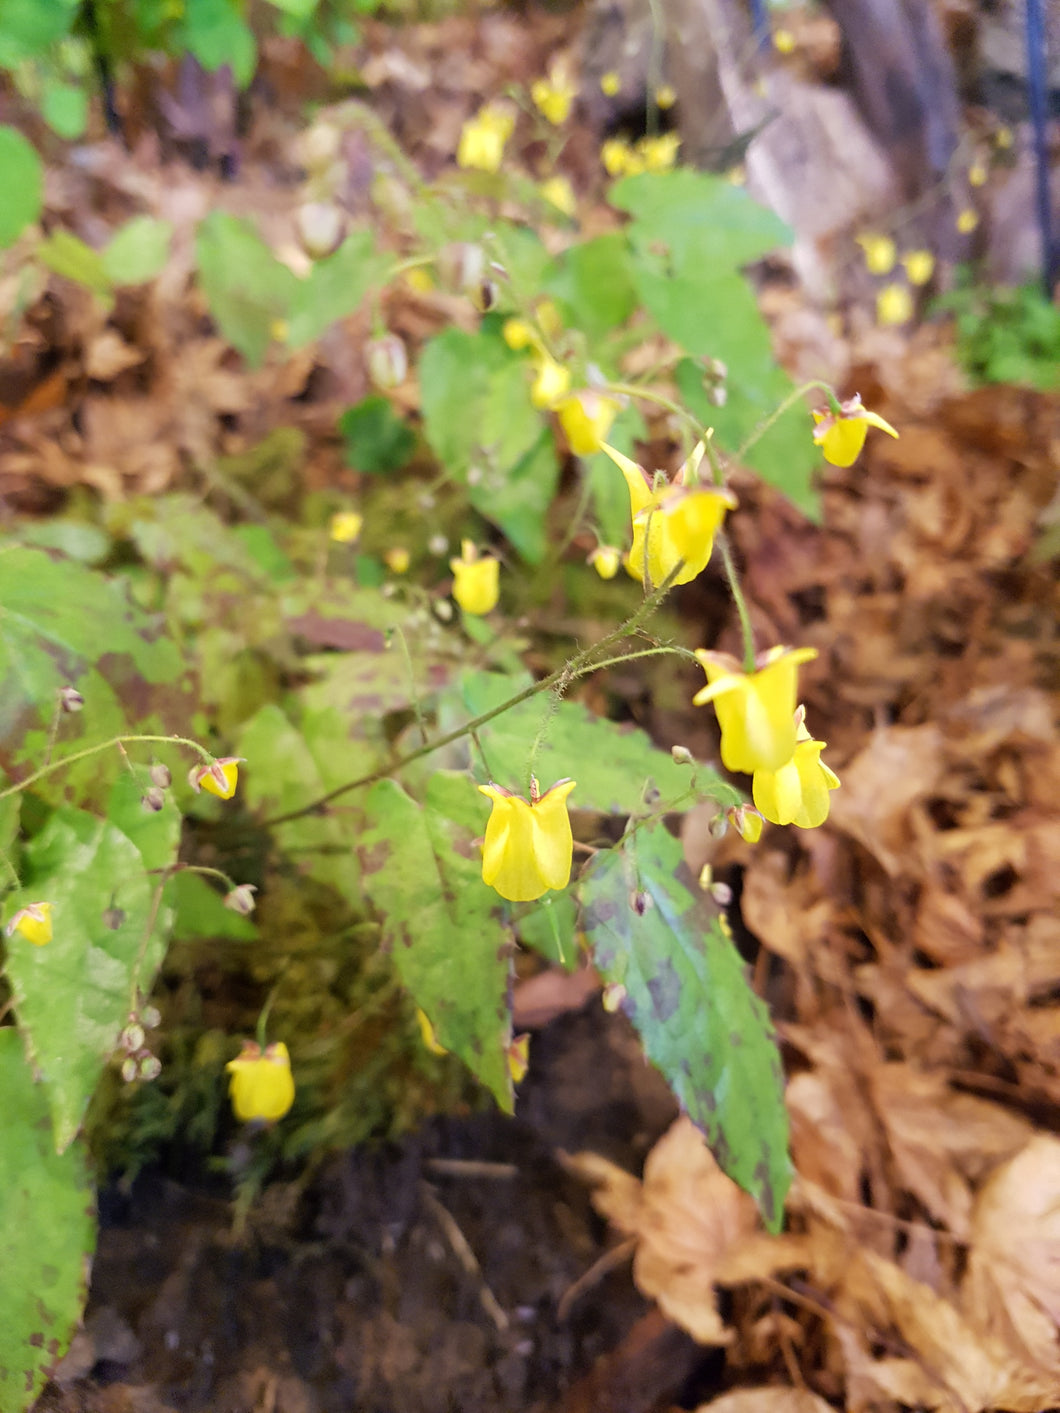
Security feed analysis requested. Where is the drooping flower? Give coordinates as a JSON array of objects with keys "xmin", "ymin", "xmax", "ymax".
[
  {"xmin": 726, "ymin": 803, "xmax": 764, "ymax": 843},
  {"xmin": 555, "ymin": 390, "xmax": 620, "ymax": 454},
  {"xmin": 190, "ymin": 757, "xmax": 244, "ymax": 800},
  {"xmin": 876, "ymin": 282, "xmax": 913, "ymax": 327},
  {"xmin": 856, "ymin": 232, "xmax": 896, "ymax": 275},
  {"xmin": 541, "ymin": 175, "xmax": 577, "ymax": 217},
  {"xmin": 902, "ymin": 249, "xmax": 935, "ymax": 286},
  {"xmin": 385, "ymin": 546, "xmax": 411, "ymax": 574},
  {"xmin": 600, "ymin": 71, "xmax": 621, "ymax": 97},
  {"xmin": 507, "ymin": 1033, "xmax": 530, "ymax": 1083},
  {"xmin": 329, "ymin": 510, "xmax": 364, "ymax": 543},
  {"xmin": 602, "ymin": 441, "xmax": 737, "ymax": 589},
  {"xmin": 478, "ymin": 777, "xmax": 576, "ymax": 902},
  {"xmin": 956, "ymin": 206, "xmax": 979, "ymax": 235},
  {"xmin": 752, "ymin": 710, "xmax": 841, "ymax": 828},
  {"xmin": 693, "ymin": 646, "xmax": 818, "ymax": 773},
  {"xmin": 531, "ymin": 61, "xmax": 577, "ymax": 126},
  {"xmin": 457, "ymin": 104, "xmax": 515, "ymax": 173},
  {"xmin": 811, "ymin": 394, "xmax": 898, "ymax": 468},
  {"xmin": 450, "ymin": 541, "xmax": 500, "ymax": 615},
  {"xmin": 637, "ymin": 132, "xmax": 681, "ymax": 172},
  {"xmin": 5, "ymin": 902, "xmax": 53, "ymax": 946},
  {"xmin": 530, "ymin": 355, "xmax": 572, "ymax": 409},
  {"xmin": 588, "ymin": 544, "xmax": 621, "ymax": 580},
  {"xmin": 416, "ymin": 1008, "xmax": 449, "ymax": 1056},
  {"xmin": 226, "ymin": 1040, "xmax": 295, "ymax": 1122}
]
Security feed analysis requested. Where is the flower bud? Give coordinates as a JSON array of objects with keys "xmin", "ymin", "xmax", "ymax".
[
  {"xmin": 102, "ymin": 903, "xmax": 126, "ymax": 930},
  {"xmin": 471, "ymin": 280, "xmax": 499, "ymax": 313},
  {"xmin": 437, "ymin": 242, "xmax": 485, "ymax": 294},
  {"xmin": 710, "ymin": 881, "xmax": 733, "ymax": 907},
  {"xmin": 142, "ymin": 1005, "xmax": 161, "ymax": 1030},
  {"xmin": 670, "ymin": 745, "xmax": 694, "ymax": 765},
  {"xmin": 139, "ymin": 1055, "xmax": 162, "ymax": 1081},
  {"xmin": 224, "ymin": 884, "xmax": 258, "ymax": 916},
  {"xmin": 121, "ymin": 1056, "xmax": 139, "ymax": 1084},
  {"xmin": 296, "ymin": 201, "xmax": 345, "ymax": 259},
  {"xmin": 365, "ymin": 333, "xmax": 408, "ymax": 390},
  {"xmin": 602, "ymin": 983, "xmax": 627, "ymax": 1013},
  {"xmin": 141, "ymin": 787, "xmax": 165, "ymax": 813},
  {"xmin": 149, "ymin": 763, "xmax": 172, "ymax": 789},
  {"xmin": 121, "ymin": 1022, "xmax": 146, "ymax": 1053},
  {"xmin": 300, "ymin": 122, "xmax": 341, "ymax": 172},
  {"xmin": 59, "ymin": 685, "xmax": 84, "ymax": 713}
]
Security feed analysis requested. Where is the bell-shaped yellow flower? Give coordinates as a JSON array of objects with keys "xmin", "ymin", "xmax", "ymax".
[
  {"xmin": 855, "ymin": 232, "xmax": 896, "ymax": 275},
  {"xmin": 530, "ymin": 355, "xmax": 572, "ymax": 409},
  {"xmin": 226, "ymin": 1040, "xmax": 295, "ymax": 1122},
  {"xmin": 602, "ymin": 442, "xmax": 736, "ymax": 589},
  {"xmin": 876, "ymin": 282, "xmax": 913, "ymax": 327},
  {"xmin": 588, "ymin": 545, "xmax": 621, "ymax": 580},
  {"xmin": 329, "ymin": 510, "xmax": 363, "ymax": 543},
  {"xmin": 752, "ymin": 713, "xmax": 840, "ymax": 828},
  {"xmin": 450, "ymin": 541, "xmax": 500, "ymax": 615},
  {"xmin": 693, "ymin": 646, "xmax": 818, "ymax": 773},
  {"xmin": 902, "ymin": 249, "xmax": 935, "ymax": 286},
  {"xmin": 478, "ymin": 777, "xmax": 576, "ymax": 902},
  {"xmin": 190, "ymin": 756, "xmax": 244, "ymax": 800},
  {"xmin": 812, "ymin": 394, "xmax": 898, "ymax": 468},
  {"xmin": 556, "ymin": 390, "xmax": 620, "ymax": 454},
  {"xmin": 5, "ymin": 902, "xmax": 53, "ymax": 946},
  {"xmin": 531, "ymin": 61, "xmax": 577, "ymax": 126},
  {"xmin": 457, "ymin": 104, "xmax": 515, "ymax": 173}
]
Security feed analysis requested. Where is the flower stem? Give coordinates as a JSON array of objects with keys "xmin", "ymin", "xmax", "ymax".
[
  {"xmin": 735, "ymin": 379, "xmax": 839, "ymax": 460},
  {"xmin": 603, "ymin": 381, "xmax": 711, "ymax": 444},
  {"xmin": 0, "ymin": 735, "xmax": 216, "ymax": 804},
  {"xmin": 261, "ymin": 570, "xmax": 685, "ymax": 828},
  {"xmin": 717, "ymin": 534, "xmax": 757, "ymax": 673}
]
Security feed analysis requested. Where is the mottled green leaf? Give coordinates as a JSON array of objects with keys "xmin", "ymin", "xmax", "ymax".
[
  {"xmin": 0, "ymin": 1028, "xmax": 96, "ymax": 1412},
  {"xmin": 6, "ymin": 800, "xmax": 179, "ymax": 1150},
  {"xmin": 581, "ymin": 820, "xmax": 790, "ymax": 1228},
  {"xmin": 359, "ymin": 773, "xmax": 512, "ymax": 1109}
]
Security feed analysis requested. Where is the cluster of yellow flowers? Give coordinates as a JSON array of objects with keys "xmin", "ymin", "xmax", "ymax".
[
  {"xmin": 601, "ymin": 132, "xmax": 681, "ymax": 178},
  {"xmin": 457, "ymin": 103, "xmax": 516, "ymax": 174},
  {"xmin": 503, "ymin": 308, "xmax": 620, "ymax": 456}
]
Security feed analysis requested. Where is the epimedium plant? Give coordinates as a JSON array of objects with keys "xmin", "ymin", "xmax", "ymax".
[{"xmin": 0, "ymin": 67, "xmax": 904, "ymax": 1410}]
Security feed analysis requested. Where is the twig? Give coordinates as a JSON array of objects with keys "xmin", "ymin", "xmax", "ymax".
[
  {"xmin": 557, "ymin": 1237, "xmax": 636, "ymax": 1322},
  {"xmin": 420, "ymin": 1183, "xmax": 509, "ymax": 1331},
  {"xmin": 426, "ymin": 1158, "xmax": 519, "ymax": 1180}
]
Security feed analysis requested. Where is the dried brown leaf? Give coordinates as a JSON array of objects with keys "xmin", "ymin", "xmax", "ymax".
[{"xmin": 695, "ymin": 1389, "xmax": 834, "ymax": 1413}]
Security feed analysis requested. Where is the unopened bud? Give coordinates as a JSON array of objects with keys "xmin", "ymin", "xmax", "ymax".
[
  {"xmin": 121, "ymin": 1022, "xmax": 146, "ymax": 1053},
  {"xmin": 121, "ymin": 1056, "xmax": 138, "ymax": 1084},
  {"xmin": 472, "ymin": 280, "xmax": 499, "ymax": 313},
  {"xmin": 296, "ymin": 201, "xmax": 345, "ymax": 259},
  {"xmin": 149, "ymin": 763, "xmax": 172, "ymax": 789},
  {"xmin": 224, "ymin": 884, "xmax": 258, "ymax": 916},
  {"xmin": 630, "ymin": 890, "xmax": 653, "ymax": 916},
  {"xmin": 301, "ymin": 122, "xmax": 341, "ymax": 172},
  {"xmin": 710, "ymin": 881, "xmax": 733, "ymax": 907},
  {"xmin": 670, "ymin": 745, "xmax": 694, "ymax": 765},
  {"xmin": 709, "ymin": 813, "xmax": 729, "ymax": 839},
  {"xmin": 708, "ymin": 385, "xmax": 727, "ymax": 406},
  {"xmin": 59, "ymin": 686, "xmax": 84, "ymax": 713},
  {"xmin": 437, "ymin": 241, "xmax": 485, "ymax": 294},
  {"xmin": 102, "ymin": 904, "xmax": 126, "ymax": 930},
  {"xmin": 142, "ymin": 1005, "xmax": 161, "ymax": 1030},
  {"xmin": 141, "ymin": 787, "xmax": 165, "ymax": 813},
  {"xmin": 434, "ymin": 599, "xmax": 454, "ymax": 623},
  {"xmin": 366, "ymin": 333, "xmax": 408, "ymax": 390},
  {"xmin": 139, "ymin": 1055, "xmax": 162, "ymax": 1081},
  {"xmin": 428, "ymin": 533, "xmax": 448, "ymax": 555},
  {"xmin": 602, "ymin": 983, "xmax": 627, "ymax": 1013}
]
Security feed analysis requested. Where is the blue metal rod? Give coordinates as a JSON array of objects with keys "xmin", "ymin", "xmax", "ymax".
[
  {"xmin": 1025, "ymin": 0, "xmax": 1056, "ymax": 292},
  {"xmin": 749, "ymin": 0, "xmax": 771, "ymax": 52}
]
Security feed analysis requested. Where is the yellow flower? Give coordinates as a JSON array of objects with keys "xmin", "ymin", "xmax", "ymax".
[
  {"xmin": 692, "ymin": 646, "xmax": 818, "ymax": 773},
  {"xmin": 601, "ymin": 137, "xmax": 643, "ymax": 177},
  {"xmin": 531, "ymin": 61, "xmax": 577, "ymax": 126},
  {"xmin": 541, "ymin": 175, "xmax": 577, "ymax": 217},
  {"xmin": 969, "ymin": 162, "xmax": 987, "ymax": 187},
  {"xmin": 636, "ymin": 132, "xmax": 680, "ymax": 172},
  {"xmin": 600, "ymin": 71, "xmax": 621, "ymax": 97},
  {"xmin": 535, "ymin": 299, "xmax": 563, "ymax": 339},
  {"xmin": 416, "ymin": 1008, "xmax": 449, "ymax": 1056},
  {"xmin": 725, "ymin": 804, "xmax": 763, "ymax": 843},
  {"xmin": 856, "ymin": 232, "xmax": 896, "ymax": 275},
  {"xmin": 226, "ymin": 1040, "xmax": 295, "ymax": 1122},
  {"xmin": 812, "ymin": 394, "xmax": 898, "ymax": 467},
  {"xmin": 457, "ymin": 104, "xmax": 515, "ymax": 173},
  {"xmin": 450, "ymin": 540, "xmax": 500, "ymax": 615},
  {"xmin": 654, "ymin": 84, "xmax": 676, "ymax": 109},
  {"xmin": 588, "ymin": 545, "xmax": 621, "ymax": 580},
  {"xmin": 876, "ymin": 282, "xmax": 913, "ymax": 326},
  {"xmin": 956, "ymin": 207, "xmax": 979, "ymax": 234},
  {"xmin": 531, "ymin": 355, "xmax": 572, "ymax": 409},
  {"xmin": 995, "ymin": 125, "xmax": 1013, "ymax": 150},
  {"xmin": 503, "ymin": 318, "xmax": 537, "ymax": 352},
  {"xmin": 405, "ymin": 267, "xmax": 435, "ymax": 294},
  {"xmin": 385, "ymin": 546, "xmax": 411, "ymax": 574},
  {"xmin": 329, "ymin": 510, "xmax": 364, "ymax": 543},
  {"xmin": 902, "ymin": 249, "xmax": 935, "ymax": 286},
  {"xmin": 190, "ymin": 757, "xmax": 243, "ymax": 800},
  {"xmin": 773, "ymin": 26, "xmax": 796, "ymax": 53},
  {"xmin": 752, "ymin": 713, "xmax": 840, "ymax": 828},
  {"xmin": 478, "ymin": 777, "xmax": 576, "ymax": 902},
  {"xmin": 5, "ymin": 902, "xmax": 53, "ymax": 946},
  {"xmin": 555, "ymin": 390, "xmax": 620, "ymax": 454},
  {"xmin": 602, "ymin": 441, "xmax": 737, "ymax": 589},
  {"xmin": 507, "ymin": 1033, "xmax": 530, "ymax": 1083}
]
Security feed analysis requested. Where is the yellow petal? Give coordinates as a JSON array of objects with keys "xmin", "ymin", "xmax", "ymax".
[{"xmin": 529, "ymin": 778, "xmax": 576, "ymax": 891}]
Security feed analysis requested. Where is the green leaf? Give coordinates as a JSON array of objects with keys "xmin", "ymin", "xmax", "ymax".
[
  {"xmin": 286, "ymin": 230, "xmax": 384, "ymax": 348},
  {"xmin": 359, "ymin": 774, "xmax": 513, "ymax": 1109},
  {"xmin": 182, "ymin": 0, "xmax": 256, "ymax": 86},
  {"xmin": 195, "ymin": 212, "xmax": 298, "ymax": 367},
  {"xmin": 40, "ymin": 78, "xmax": 88, "ymax": 138},
  {"xmin": 170, "ymin": 869, "xmax": 257, "ymax": 941},
  {"xmin": 339, "ymin": 396, "xmax": 416, "ymax": 474},
  {"xmin": 517, "ymin": 891, "xmax": 578, "ymax": 970},
  {"xmin": 0, "ymin": 0, "xmax": 79, "ymax": 66},
  {"xmin": 0, "ymin": 548, "xmax": 189, "ymax": 800},
  {"xmin": 0, "ymin": 1028, "xmax": 96, "ymax": 1413},
  {"xmin": 544, "ymin": 232, "xmax": 638, "ymax": 340},
  {"xmin": 581, "ymin": 820, "xmax": 790, "ymax": 1228},
  {"xmin": 102, "ymin": 216, "xmax": 173, "ymax": 286},
  {"xmin": 38, "ymin": 229, "xmax": 113, "ymax": 300},
  {"xmin": 446, "ymin": 671, "xmax": 740, "ymax": 815},
  {"xmin": 419, "ymin": 328, "xmax": 557, "ymax": 562},
  {"xmin": 6, "ymin": 802, "xmax": 178, "ymax": 1151},
  {"xmin": 611, "ymin": 168, "xmax": 790, "ymax": 270}
]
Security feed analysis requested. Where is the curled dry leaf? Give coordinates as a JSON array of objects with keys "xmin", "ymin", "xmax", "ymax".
[
  {"xmin": 569, "ymin": 1116, "xmax": 800, "ymax": 1346},
  {"xmin": 964, "ymin": 1134, "xmax": 1060, "ymax": 1376}
]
